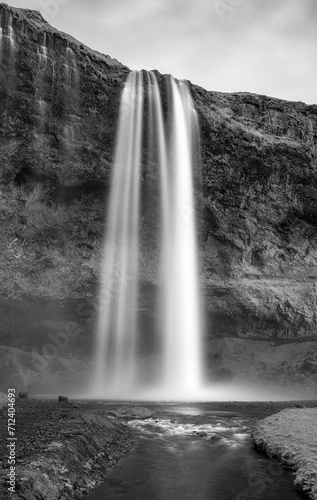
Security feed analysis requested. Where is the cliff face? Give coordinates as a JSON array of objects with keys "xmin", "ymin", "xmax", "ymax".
[
  {"xmin": 194, "ymin": 87, "xmax": 317, "ymax": 339},
  {"xmin": 192, "ymin": 88, "xmax": 317, "ymax": 395},
  {"xmin": 0, "ymin": 4, "xmax": 317, "ymax": 396}
]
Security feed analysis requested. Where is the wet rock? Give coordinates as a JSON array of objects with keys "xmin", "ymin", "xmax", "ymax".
[
  {"xmin": 192, "ymin": 431, "xmax": 221, "ymax": 440},
  {"xmin": 58, "ymin": 396, "xmax": 68, "ymax": 402},
  {"xmin": 107, "ymin": 406, "xmax": 153, "ymax": 420},
  {"xmin": 208, "ymin": 433, "xmax": 222, "ymax": 440},
  {"xmin": 192, "ymin": 431, "xmax": 208, "ymax": 437}
]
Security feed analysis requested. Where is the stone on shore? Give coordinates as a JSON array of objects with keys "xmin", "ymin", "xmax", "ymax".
[
  {"xmin": 58, "ymin": 396, "xmax": 68, "ymax": 402},
  {"xmin": 107, "ymin": 405, "xmax": 153, "ymax": 420}
]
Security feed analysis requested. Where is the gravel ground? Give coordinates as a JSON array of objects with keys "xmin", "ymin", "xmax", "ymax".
[
  {"xmin": 0, "ymin": 399, "xmax": 134, "ymax": 499},
  {"xmin": 252, "ymin": 408, "xmax": 317, "ymax": 500}
]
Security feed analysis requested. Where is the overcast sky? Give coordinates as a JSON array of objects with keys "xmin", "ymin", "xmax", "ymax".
[{"xmin": 8, "ymin": 0, "xmax": 317, "ymax": 104}]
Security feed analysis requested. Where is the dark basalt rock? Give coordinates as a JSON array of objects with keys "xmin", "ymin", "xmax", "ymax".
[
  {"xmin": 0, "ymin": 3, "xmax": 317, "ymax": 394},
  {"xmin": 107, "ymin": 406, "xmax": 153, "ymax": 420},
  {"xmin": 192, "ymin": 431, "xmax": 221, "ymax": 440},
  {"xmin": 58, "ymin": 395, "xmax": 68, "ymax": 402}
]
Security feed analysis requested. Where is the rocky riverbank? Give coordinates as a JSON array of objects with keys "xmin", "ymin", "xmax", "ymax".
[
  {"xmin": 0, "ymin": 399, "xmax": 134, "ymax": 499},
  {"xmin": 252, "ymin": 408, "xmax": 317, "ymax": 499},
  {"xmin": 0, "ymin": 399, "xmax": 316, "ymax": 498}
]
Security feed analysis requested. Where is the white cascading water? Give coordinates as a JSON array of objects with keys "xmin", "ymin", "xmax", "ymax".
[
  {"xmin": 0, "ymin": 14, "xmax": 2, "ymax": 63},
  {"xmin": 36, "ymin": 33, "xmax": 48, "ymax": 126},
  {"xmin": 0, "ymin": 15, "xmax": 15, "ymax": 64},
  {"xmin": 93, "ymin": 71, "xmax": 144, "ymax": 397},
  {"xmin": 39, "ymin": 32, "xmax": 48, "ymax": 69},
  {"xmin": 65, "ymin": 46, "xmax": 79, "ymax": 86},
  {"xmin": 160, "ymin": 77, "xmax": 202, "ymax": 396},
  {"xmin": 92, "ymin": 70, "xmax": 202, "ymax": 400},
  {"xmin": 8, "ymin": 15, "xmax": 15, "ymax": 56},
  {"xmin": 64, "ymin": 46, "xmax": 80, "ymax": 145},
  {"xmin": 0, "ymin": 15, "xmax": 15, "ymax": 62}
]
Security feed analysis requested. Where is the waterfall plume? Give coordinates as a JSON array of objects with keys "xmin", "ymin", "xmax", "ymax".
[{"xmin": 92, "ymin": 70, "xmax": 203, "ymax": 400}]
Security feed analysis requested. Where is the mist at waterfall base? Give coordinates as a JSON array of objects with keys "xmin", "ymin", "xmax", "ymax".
[{"xmin": 86, "ymin": 70, "xmax": 293, "ymax": 403}]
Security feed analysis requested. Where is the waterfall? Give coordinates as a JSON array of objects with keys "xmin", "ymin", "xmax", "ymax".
[
  {"xmin": 64, "ymin": 46, "xmax": 79, "ymax": 87},
  {"xmin": 0, "ymin": 15, "xmax": 2, "ymax": 63},
  {"xmin": 36, "ymin": 32, "xmax": 48, "ymax": 128},
  {"xmin": 38, "ymin": 32, "xmax": 48, "ymax": 70},
  {"xmin": 7, "ymin": 15, "xmax": 15, "ymax": 57},
  {"xmin": 93, "ymin": 71, "xmax": 144, "ymax": 396},
  {"xmin": 0, "ymin": 14, "xmax": 16, "ymax": 125},
  {"xmin": 63, "ymin": 46, "xmax": 80, "ymax": 146},
  {"xmin": 0, "ymin": 14, "xmax": 15, "ymax": 68},
  {"xmin": 161, "ymin": 77, "xmax": 202, "ymax": 395},
  {"xmin": 92, "ymin": 70, "xmax": 203, "ymax": 400}
]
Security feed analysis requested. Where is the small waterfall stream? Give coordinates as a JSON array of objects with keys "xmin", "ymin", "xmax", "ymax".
[
  {"xmin": 65, "ymin": 46, "xmax": 79, "ymax": 87},
  {"xmin": 36, "ymin": 32, "xmax": 48, "ymax": 127},
  {"xmin": 64, "ymin": 46, "xmax": 80, "ymax": 146},
  {"xmin": 0, "ymin": 15, "xmax": 3, "ymax": 63},
  {"xmin": 0, "ymin": 14, "xmax": 16, "ymax": 69},
  {"xmin": 0, "ymin": 13, "xmax": 16, "ymax": 124},
  {"xmin": 92, "ymin": 70, "xmax": 203, "ymax": 399},
  {"xmin": 7, "ymin": 15, "xmax": 15, "ymax": 56},
  {"xmin": 39, "ymin": 32, "xmax": 48, "ymax": 68}
]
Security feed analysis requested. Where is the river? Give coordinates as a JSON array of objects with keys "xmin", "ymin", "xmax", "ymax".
[{"xmin": 83, "ymin": 403, "xmax": 306, "ymax": 500}]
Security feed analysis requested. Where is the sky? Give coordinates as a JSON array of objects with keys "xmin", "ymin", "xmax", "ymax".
[{"xmin": 7, "ymin": 0, "xmax": 317, "ymax": 104}]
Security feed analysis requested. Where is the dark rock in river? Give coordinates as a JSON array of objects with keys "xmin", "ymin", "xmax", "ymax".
[
  {"xmin": 107, "ymin": 406, "xmax": 153, "ymax": 420},
  {"xmin": 0, "ymin": 4, "xmax": 317, "ymax": 396}
]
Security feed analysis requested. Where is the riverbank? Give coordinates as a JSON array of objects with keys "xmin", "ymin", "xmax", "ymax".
[
  {"xmin": 0, "ymin": 399, "xmax": 316, "ymax": 499},
  {"xmin": 0, "ymin": 399, "xmax": 134, "ymax": 499},
  {"xmin": 252, "ymin": 408, "xmax": 317, "ymax": 500}
]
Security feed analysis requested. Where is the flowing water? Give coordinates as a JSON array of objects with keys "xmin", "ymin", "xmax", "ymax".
[
  {"xmin": 65, "ymin": 46, "xmax": 79, "ymax": 87},
  {"xmin": 7, "ymin": 15, "xmax": 15, "ymax": 56},
  {"xmin": 93, "ymin": 71, "xmax": 144, "ymax": 395},
  {"xmin": 83, "ymin": 404, "xmax": 305, "ymax": 500},
  {"xmin": 39, "ymin": 32, "xmax": 48, "ymax": 68},
  {"xmin": 36, "ymin": 32, "xmax": 48, "ymax": 127},
  {"xmin": 92, "ymin": 70, "xmax": 203, "ymax": 400},
  {"xmin": 0, "ymin": 14, "xmax": 15, "ymax": 68},
  {"xmin": 0, "ymin": 13, "xmax": 16, "ymax": 121},
  {"xmin": 0, "ymin": 14, "xmax": 2, "ymax": 63},
  {"xmin": 64, "ymin": 46, "xmax": 80, "ymax": 145},
  {"xmin": 162, "ymin": 77, "xmax": 202, "ymax": 394}
]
